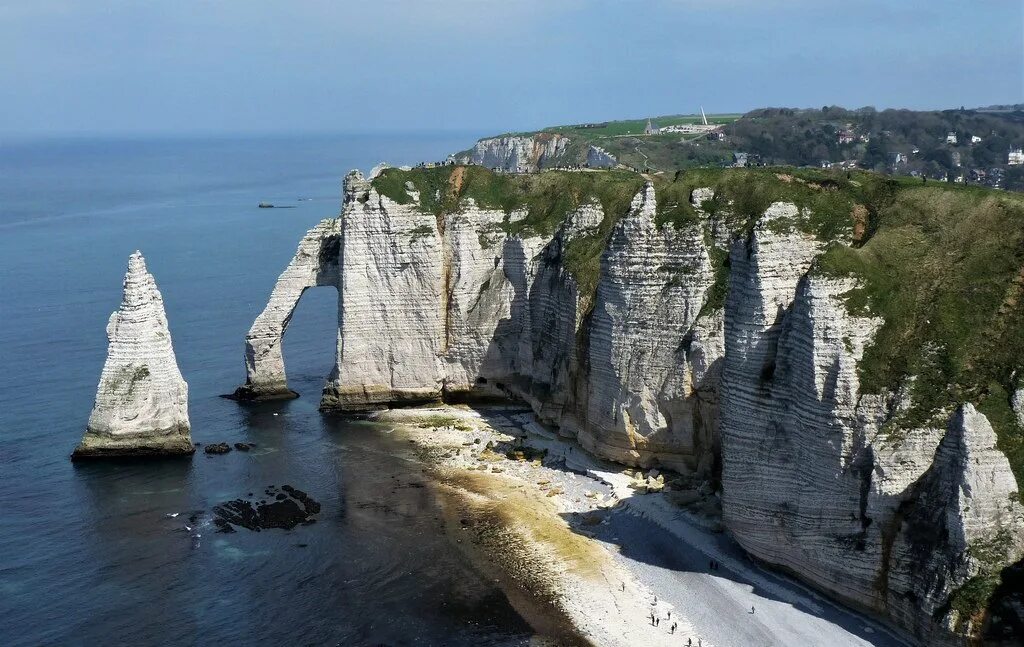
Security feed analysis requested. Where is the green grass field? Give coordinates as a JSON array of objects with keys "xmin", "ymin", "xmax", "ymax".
[{"xmin": 543, "ymin": 113, "xmax": 741, "ymax": 138}]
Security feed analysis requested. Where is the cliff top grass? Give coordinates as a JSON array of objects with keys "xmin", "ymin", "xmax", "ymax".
[
  {"xmin": 473, "ymin": 112, "xmax": 742, "ymax": 140},
  {"xmin": 814, "ymin": 184, "xmax": 1024, "ymax": 487}
]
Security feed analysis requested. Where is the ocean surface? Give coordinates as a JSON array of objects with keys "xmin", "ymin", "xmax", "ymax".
[{"xmin": 0, "ymin": 133, "xmax": 537, "ymax": 646}]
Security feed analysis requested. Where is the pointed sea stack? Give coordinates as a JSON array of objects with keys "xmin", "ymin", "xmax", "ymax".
[{"xmin": 73, "ymin": 252, "xmax": 193, "ymax": 459}]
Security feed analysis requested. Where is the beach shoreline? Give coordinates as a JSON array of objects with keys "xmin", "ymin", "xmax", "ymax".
[{"xmin": 372, "ymin": 404, "xmax": 911, "ymax": 647}]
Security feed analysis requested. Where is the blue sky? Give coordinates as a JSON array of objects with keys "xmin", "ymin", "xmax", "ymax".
[{"xmin": 2, "ymin": 0, "xmax": 1022, "ymax": 136}]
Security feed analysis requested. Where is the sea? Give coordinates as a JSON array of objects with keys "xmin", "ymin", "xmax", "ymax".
[{"xmin": 0, "ymin": 133, "xmax": 537, "ymax": 646}]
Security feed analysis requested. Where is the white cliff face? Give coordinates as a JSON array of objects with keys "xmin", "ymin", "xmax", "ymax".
[
  {"xmin": 74, "ymin": 252, "xmax": 192, "ymax": 458},
  {"xmin": 578, "ymin": 183, "xmax": 717, "ymax": 472},
  {"xmin": 441, "ymin": 198, "xmax": 516, "ymax": 394},
  {"xmin": 322, "ymin": 171, "xmax": 446, "ymax": 409},
  {"xmin": 586, "ymin": 145, "xmax": 617, "ymax": 168},
  {"xmin": 457, "ymin": 134, "xmax": 571, "ymax": 172},
  {"xmin": 719, "ymin": 216, "xmax": 1024, "ymax": 643},
  {"xmin": 237, "ymin": 167, "xmax": 1024, "ymax": 643}
]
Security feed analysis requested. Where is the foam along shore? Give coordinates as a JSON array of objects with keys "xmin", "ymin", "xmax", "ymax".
[
  {"xmin": 73, "ymin": 252, "xmax": 193, "ymax": 459},
  {"xmin": 376, "ymin": 405, "xmax": 911, "ymax": 647}
]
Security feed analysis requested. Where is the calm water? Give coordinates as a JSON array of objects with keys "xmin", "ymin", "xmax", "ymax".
[{"xmin": 0, "ymin": 134, "xmax": 535, "ymax": 646}]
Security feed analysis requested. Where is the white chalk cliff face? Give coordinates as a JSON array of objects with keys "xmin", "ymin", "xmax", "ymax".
[
  {"xmin": 456, "ymin": 133, "xmax": 571, "ymax": 172},
  {"xmin": 237, "ymin": 166, "xmax": 1023, "ymax": 644},
  {"xmin": 74, "ymin": 252, "xmax": 192, "ymax": 458},
  {"xmin": 719, "ymin": 216, "xmax": 1024, "ymax": 643}
]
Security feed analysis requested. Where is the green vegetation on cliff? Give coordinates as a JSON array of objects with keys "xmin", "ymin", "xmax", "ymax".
[
  {"xmin": 372, "ymin": 165, "xmax": 644, "ymax": 303},
  {"xmin": 815, "ymin": 183, "xmax": 1024, "ymax": 488},
  {"xmin": 373, "ymin": 165, "xmax": 1024, "ymax": 488}
]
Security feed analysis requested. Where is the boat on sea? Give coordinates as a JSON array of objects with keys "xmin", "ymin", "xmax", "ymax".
[{"xmin": 258, "ymin": 202, "xmax": 274, "ymax": 208}]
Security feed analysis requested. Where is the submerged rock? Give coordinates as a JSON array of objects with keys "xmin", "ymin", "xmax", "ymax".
[
  {"xmin": 204, "ymin": 443, "xmax": 231, "ymax": 455},
  {"xmin": 212, "ymin": 485, "xmax": 320, "ymax": 532},
  {"xmin": 73, "ymin": 252, "xmax": 192, "ymax": 459}
]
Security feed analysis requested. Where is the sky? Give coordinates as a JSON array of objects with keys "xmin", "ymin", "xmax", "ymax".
[{"xmin": 1, "ymin": 0, "xmax": 1022, "ymax": 136}]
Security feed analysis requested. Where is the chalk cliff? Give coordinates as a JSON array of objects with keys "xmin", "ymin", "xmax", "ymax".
[
  {"xmin": 455, "ymin": 133, "xmax": 572, "ymax": 172},
  {"xmin": 455, "ymin": 134, "xmax": 620, "ymax": 172},
  {"xmin": 236, "ymin": 164, "xmax": 1024, "ymax": 644},
  {"xmin": 74, "ymin": 252, "xmax": 192, "ymax": 458}
]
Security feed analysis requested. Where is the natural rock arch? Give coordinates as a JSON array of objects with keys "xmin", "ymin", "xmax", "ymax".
[{"xmin": 229, "ymin": 221, "xmax": 341, "ymax": 401}]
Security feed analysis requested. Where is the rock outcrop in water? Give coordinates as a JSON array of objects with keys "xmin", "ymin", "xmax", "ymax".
[
  {"xmin": 213, "ymin": 485, "xmax": 320, "ymax": 532},
  {"xmin": 74, "ymin": 252, "xmax": 193, "ymax": 459},
  {"xmin": 236, "ymin": 164, "xmax": 1024, "ymax": 644}
]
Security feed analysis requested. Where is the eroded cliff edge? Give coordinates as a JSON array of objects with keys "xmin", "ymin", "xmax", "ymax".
[{"xmin": 236, "ymin": 164, "xmax": 1024, "ymax": 644}]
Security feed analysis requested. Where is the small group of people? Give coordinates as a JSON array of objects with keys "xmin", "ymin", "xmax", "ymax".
[
  {"xmin": 708, "ymin": 558, "xmax": 721, "ymax": 571},
  {"xmin": 648, "ymin": 609, "xmax": 679, "ymax": 634}
]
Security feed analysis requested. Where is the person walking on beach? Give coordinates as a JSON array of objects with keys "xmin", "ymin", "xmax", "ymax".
[{"xmin": 751, "ymin": 605, "xmax": 756, "ymax": 614}]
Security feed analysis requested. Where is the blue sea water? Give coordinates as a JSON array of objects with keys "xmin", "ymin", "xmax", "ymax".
[{"xmin": 0, "ymin": 133, "xmax": 536, "ymax": 646}]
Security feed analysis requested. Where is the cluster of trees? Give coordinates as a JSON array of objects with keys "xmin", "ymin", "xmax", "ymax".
[{"xmin": 715, "ymin": 106, "xmax": 1024, "ymax": 186}]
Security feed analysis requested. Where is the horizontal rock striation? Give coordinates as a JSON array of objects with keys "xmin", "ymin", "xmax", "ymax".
[
  {"xmin": 74, "ymin": 252, "xmax": 192, "ymax": 459},
  {"xmin": 236, "ymin": 164, "xmax": 1024, "ymax": 644}
]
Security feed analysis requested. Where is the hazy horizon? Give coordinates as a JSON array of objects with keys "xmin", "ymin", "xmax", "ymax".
[{"xmin": 2, "ymin": 0, "xmax": 1022, "ymax": 138}]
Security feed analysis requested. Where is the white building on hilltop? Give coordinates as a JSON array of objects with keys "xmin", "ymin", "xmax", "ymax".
[
  {"xmin": 1009, "ymin": 148, "xmax": 1024, "ymax": 165},
  {"xmin": 946, "ymin": 132, "xmax": 958, "ymax": 144}
]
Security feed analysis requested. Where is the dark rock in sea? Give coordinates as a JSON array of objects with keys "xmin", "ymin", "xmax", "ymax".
[
  {"xmin": 234, "ymin": 442, "xmax": 252, "ymax": 451},
  {"xmin": 204, "ymin": 443, "xmax": 232, "ymax": 454},
  {"xmin": 212, "ymin": 485, "xmax": 320, "ymax": 532}
]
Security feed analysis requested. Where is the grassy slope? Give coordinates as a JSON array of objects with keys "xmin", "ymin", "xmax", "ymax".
[
  {"xmin": 816, "ymin": 183, "xmax": 1024, "ymax": 489},
  {"xmin": 372, "ymin": 165, "xmax": 1024, "ymax": 490},
  {"xmin": 457, "ymin": 113, "xmax": 742, "ymax": 170}
]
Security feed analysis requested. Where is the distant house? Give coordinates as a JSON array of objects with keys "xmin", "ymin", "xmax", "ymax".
[
  {"xmin": 644, "ymin": 119, "xmax": 659, "ymax": 135},
  {"xmin": 733, "ymin": 152, "xmax": 749, "ymax": 167},
  {"xmin": 892, "ymin": 152, "xmax": 907, "ymax": 165},
  {"xmin": 1009, "ymin": 148, "xmax": 1024, "ymax": 165},
  {"xmin": 971, "ymin": 135, "xmax": 983, "ymax": 144},
  {"xmin": 837, "ymin": 130, "xmax": 856, "ymax": 144},
  {"xmin": 952, "ymin": 151, "xmax": 962, "ymax": 167},
  {"xmin": 946, "ymin": 132, "xmax": 958, "ymax": 144}
]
